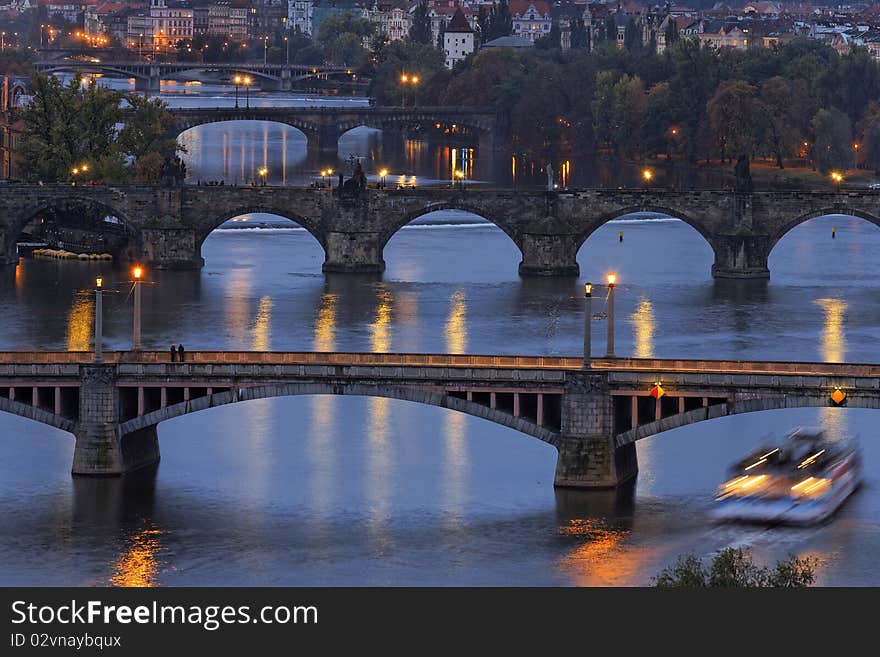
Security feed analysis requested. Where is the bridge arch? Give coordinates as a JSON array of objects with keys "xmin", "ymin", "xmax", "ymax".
[
  {"xmin": 0, "ymin": 396, "xmax": 77, "ymax": 435},
  {"xmin": 6, "ymin": 196, "xmax": 138, "ymax": 263},
  {"xmin": 615, "ymin": 394, "xmax": 880, "ymax": 446},
  {"xmin": 195, "ymin": 209, "xmax": 326, "ymax": 262},
  {"xmin": 767, "ymin": 207, "xmax": 880, "ymax": 256},
  {"xmin": 379, "ymin": 202, "xmax": 522, "ymax": 253},
  {"xmin": 575, "ymin": 206, "xmax": 717, "ymax": 254},
  {"xmin": 117, "ymin": 383, "xmax": 558, "ymax": 447}
]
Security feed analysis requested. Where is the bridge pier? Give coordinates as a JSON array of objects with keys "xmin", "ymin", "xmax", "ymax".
[
  {"xmin": 140, "ymin": 227, "xmax": 204, "ymax": 269},
  {"xmin": 554, "ymin": 372, "xmax": 637, "ymax": 489},
  {"xmin": 322, "ymin": 231, "xmax": 385, "ymax": 273},
  {"xmin": 72, "ymin": 365, "xmax": 160, "ymax": 476},
  {"xmin": 710, "ymin": 235, "xmax": 770, "ymax": 279},
  {"xmin": 134, "ymin": 75, "xmax": 161, "ymax": 94},
  {"xmin": 518, "ymin": 233, "xmax": 580, "ymax": 277},
  {"xmin": 312, "ymin": 124, "xmax": 341, "ymax": 154}
]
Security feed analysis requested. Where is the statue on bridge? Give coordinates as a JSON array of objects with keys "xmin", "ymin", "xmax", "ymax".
[
  {"xmin": 338, "ymin": 161, "xmax": 367, "ymax": 198},
  {"xmin": 734, "ymin": 154, "xmax": 753, "ymax": 194}
]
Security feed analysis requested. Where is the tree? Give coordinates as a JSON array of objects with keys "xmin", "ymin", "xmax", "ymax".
[
  {"xmin": 654, "ymin": 549, "xmax": 816, "ymax": 588},
  {"xmin": 18, "ymin": 74, "xmax": 181, "ymax": 183},
  {"xmin": 760, "ymin": 76, "xmax": 802, "ymax": 168},
  {"xmin": 18, "ymin": 75, "xmax": 123, "ymax": 182},
  {"xmin": 664, "ymin": 18, "xmax": 679, "ymax": 48},
  {"xmin": 707, "ymin": 79, "xmax": 761, "ymax": 162},
  {"xmin": 492, "ymin": 0, "xmax": 513, "ymax": 40},
  {"xmin": 410, "ymin": 0, "xmax": 432, "ymax": 44},
  {"xmin": 811, "ymin": 108, "xmax": 853, "ymax": 174},
  {"xmin": 624, "ymin": 19, "xmax": 641, "ymax": 52},
  {"xmin": 641, "ymin": 82, "xmax": 676, "ymax": 158},
  {"xmin": 316, "ymin": 13, "xmax": 372, "ymax": 46}
]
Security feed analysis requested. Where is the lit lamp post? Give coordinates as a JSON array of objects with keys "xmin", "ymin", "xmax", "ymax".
[
  {"xmin": 233, "ymin": 74, "xmax": 241, "ymax": 108},
  {"xmin": 831, "ymin": 171, "xmax": 843, "ymax": 192},
  {"xmin": 605, "ymin": 273, "xmax": 616, "ymax": 358},
  {"xmin": 379, "ymin": 168, "xmax": 388, "ymax": 189},
  {"xmin": 410, "ymin": 74, "xmax": 419, "ymax": 107},
  {"xmin": 132, "ymin": 265, "xmax": 144, "ymax": 351},
  {"xmin": 454, "ymin": 169, "xmax": 465, "ymax": 190},
  {"xmin": 94, "ymin": 276, "xmax": 103, "ymax": 363},
  {"xmin": 583, "ymin": 282, "xmax": 592, "ymax": 368},
  {"xmin": 400, "ymin": 73, "xmax": 408, "ymax": 106},
  {"xmin": 70, "ymin": 163, "xmax": 89, "ymax": 185},
  {"xmin": 642, "ymin": 168, "xmax": 653, "ymax": 184},
  {"xmin": 242, "ymin": 75, "xmax": 252, "ymax": 109},
  {"xmin": 258, "ymin": 166, "xmax": 268, "ymax": 186}
]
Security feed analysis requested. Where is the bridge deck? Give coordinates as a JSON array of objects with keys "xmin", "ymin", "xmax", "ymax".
[{"xmin": 0, "ymin": 352, "xmax": 876, "ymax": 377}]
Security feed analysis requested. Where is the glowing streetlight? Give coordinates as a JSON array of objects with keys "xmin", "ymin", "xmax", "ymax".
[
  {"xmin": 642, "ymin": 168, "xmax": 653, "ymax": 183},
  {"xmin": 831, "ymin": 171, "xmax": 843, "ymax": 191},
  {"xmin": 257, "ymin": 166, "xmax": 268, "ymax": 186},
  {"xmin": 379, "ymin": 168, "xmax": 389, "ymax": 189},
  {"xmin": 94, "ymin": 276, "xmax": 103, "ymax": 363},
  {"xmin": 454, "ymin": 169, "xmax": 465, "ymax": 190},
  {"xmin": 606, "ymin": 273, "xmax": 617, "ymax": 358},
  {"xmin": 583, "ymin": 282, "xmax": 593, "ymax": 367},
  {"xmin": 132, "ymin": 265, "xmax": 144, "ymax": 351},
  {"xmin": 242, "ymin": 75, "xmax": 253, "ymax": 109},
  {"xmin": 233, "ymin": 74, "xmax": 242, "ymax": 108}
]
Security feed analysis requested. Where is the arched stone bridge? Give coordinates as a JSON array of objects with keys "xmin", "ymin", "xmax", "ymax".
[
  {"xmin": 32, "ymin": 60, "xmax": 356, "ymax": 93},
  {"xmin": 3, "ymin": 185, "xmax": 880, "ymax": 278},
  {"xmin": 154, "ymin": 106, "xmax": 502, "ymax": 152},
  {"xmin": 0, "ymin": 351, "xmax": 873, "ymax": 489}
]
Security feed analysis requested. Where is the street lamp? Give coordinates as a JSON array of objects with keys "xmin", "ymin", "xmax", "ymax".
[
  {"xmin": 642, "ymin": 168, "xmax": 653, "ymax": 184},
  {"xmin": 263, "ymin": 35, "xmax": 268, "ymax": 65},
  {"xmin": 379, "ymin": 168, "xmax": 388, "ymax": 189},
  {"xmin": 242, "ymin": 75, "xmax": 253, "ymax": 109},
  {"xmin": 454, "ymin": 169, "xmax": 465, "ymax": 190},
  {"xmin": 94, "ymin": 276, "xmax": 103, "ymax": 363},
  {"xmin": 257, "ymin": 166, "xmax": 268, "ymax": 186},
  {"xmin": 132, "ymin": 265, "xmax": 144, "ymax": 351},
  {"xmin": 605, "ymin": 273, "xmax": 616, "ymax": 358},
  {"xmin": 583, "ymin": 282, "xmax": 592, "ymax": 368},
  {"xmin": 233, "ymin": 74, "xmax": 241, "ymax": 108},
  {"xmin": 831, "ymin": 171, "xmax": 843, "ymax": 192}
]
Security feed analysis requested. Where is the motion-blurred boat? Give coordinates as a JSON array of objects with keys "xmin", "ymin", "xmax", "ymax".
[{"xmin": 711, "ymin": 426, "xmax": 860, "ymax": 525}]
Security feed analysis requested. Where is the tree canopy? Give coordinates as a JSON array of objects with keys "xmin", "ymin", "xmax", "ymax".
[{"xmin": 19, "ymin": 75, "xmax": 181, "ymax": 183}]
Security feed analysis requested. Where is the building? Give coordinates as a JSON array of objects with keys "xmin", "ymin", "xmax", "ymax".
[
  {"xmin": 698, "ymin": 23, "xmax": 750, "ymax": 50},
  {"xmin": 289, "ymin": 0, "xmax": 314, "ymax": 36},
  {"xmin": 510, "ymin": 1, "xmax": 552, "ymax": 43},
  {"xmin": 127, "ymin": 0, "xmax": 194, "ymax": 54},
  {"xmin": 443, "ymin": 6, "xmax": 474, "ymax": 68},
  {"xmin": 207, "ymin": 1, "xmax": 249, "ymax": 41},
  {"xmin": 1, "ymin": 75, "xmax": 29, "ymax": 180}
]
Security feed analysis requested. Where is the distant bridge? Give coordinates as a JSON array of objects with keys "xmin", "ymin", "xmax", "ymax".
[
  {"xmin": 0, "ymin": 351, "xmax": 871, "ymax": 488},
  {"xmin": 2, "ymin": 184, "xmax": 879, "ymax": 278},
  {"xmin": 32, "ymin": 60, "xmax": 359, "ymax": 92},
  {"xmin": 152, "ymin": 106, "xmax": 502, "ymax": 152}
]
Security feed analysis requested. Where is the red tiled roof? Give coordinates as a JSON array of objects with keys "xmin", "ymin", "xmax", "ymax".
[
  {"xmin": 509, "ymin": 1, "xmax": 551, "ymax": 18},
  {"xmin": 446, "ymin": 6, "xmax": 472, "ymax": 31}
]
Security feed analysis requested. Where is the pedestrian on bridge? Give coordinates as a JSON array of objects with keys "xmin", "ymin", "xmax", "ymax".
[
  {"xmin": 178, "ymin": 344, "xmax": 186, "ymax": 362},
  {"xmin": 170, "ymin": 344, "xmax": 177, "ymax": 362}
]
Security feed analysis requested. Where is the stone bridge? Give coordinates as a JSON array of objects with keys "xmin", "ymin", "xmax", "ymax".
[
  {"xmin": 3, "ymin": 185, "xmax": 880, "ymax": 277},
  {"xmin": 0, "ymin": 351, "xmax": 872, "ymax": 488},
  {"xmin": 32, "ymin": 60, "xmax": 357, "ymax": 92},
  {"xmin": 154, "ymin": 106, "xmax": 502, "ymax": 152}
]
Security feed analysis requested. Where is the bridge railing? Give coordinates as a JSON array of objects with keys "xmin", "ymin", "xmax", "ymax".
[{"xmin": 2, "ymin": 352, "xmax": 880, "ymax": 376}]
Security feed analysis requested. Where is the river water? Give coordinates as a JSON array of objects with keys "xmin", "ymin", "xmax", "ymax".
[{"xmin": 1, "ymin": 88, "xmax": 879, "ymax": 586}]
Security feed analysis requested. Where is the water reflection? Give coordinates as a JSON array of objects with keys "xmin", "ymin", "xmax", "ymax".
[
  {"xmin": 225, "ymin": 267, "xmax": 253, "ymax": 344},
  {"xmin": 629, "ymin": 297, "xmax": 655, "ymax": 359},
  {"xmin": 252, "ymin": 295, "xmax": 272, "ymax": 351},
  {"xmin": 314, "ymin": 292, "xmax": 337, "ymax": 352},
  {"xmin": 815, "ymin": 298, "xmax": 847, "ymax": 363},
  {"xmin": 371, "ymin": 286, "xmax": 392, "ymax": 353},
  {"xmin": 66, "ymin": 293, "xmax": 93, "ymax": 352},
  {"xmin": 445, "ymin": 290, "xmax": 467, "ymax": 354},
  {"xmin": 109, "ymin": 524, "xmax": 163, "ymax": 587}
]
